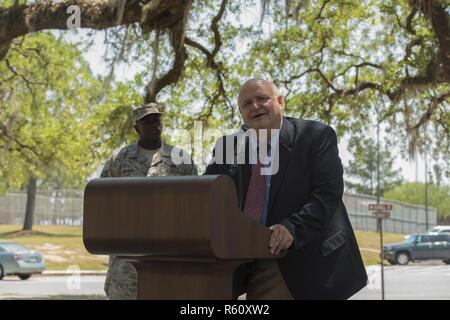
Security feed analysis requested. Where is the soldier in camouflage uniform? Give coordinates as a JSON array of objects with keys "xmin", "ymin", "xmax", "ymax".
[{"xmin": 100, "ymin": 103, "xmax": 198, "ymax": 299}]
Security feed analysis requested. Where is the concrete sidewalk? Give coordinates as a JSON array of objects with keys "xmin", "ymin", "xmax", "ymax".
[{"xmin": 36, "ymin": 270, "xmax": 107, "ymax": 276}]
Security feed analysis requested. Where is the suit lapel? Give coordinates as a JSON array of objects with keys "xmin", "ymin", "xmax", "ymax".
[{"xmin": 267, "ymin": 117, "xmax": 294, "ymax": 216}]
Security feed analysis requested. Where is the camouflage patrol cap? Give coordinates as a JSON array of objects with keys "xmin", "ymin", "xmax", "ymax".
[{"xmin": 131, "ymin": 103, "xmax": 163, "ymax": 125}]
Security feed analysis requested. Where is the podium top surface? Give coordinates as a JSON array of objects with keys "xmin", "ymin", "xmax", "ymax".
[{"xmin": 83, "ymin": 175, "xmax": 281, "ymax": 259}]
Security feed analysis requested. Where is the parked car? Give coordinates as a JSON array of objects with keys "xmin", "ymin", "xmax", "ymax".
[
  {"xmin": 0, "ymin": 241, "xmax": 45, "ymax": 280},
  {"xmin": 426, "ymin": 225, "xmax": 450, "ymax": 235},
  {"xmin": 383, "ymin": 234, "xmax": 450, "ymax": 265},
  {"xmin": 403, "ymin": 226, "xmax": 450, "ymax": 240}
]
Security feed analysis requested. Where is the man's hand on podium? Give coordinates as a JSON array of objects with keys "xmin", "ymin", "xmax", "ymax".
[{"xmin": 268, "ymin": 224, "xmax": 294, "ymax": 255}]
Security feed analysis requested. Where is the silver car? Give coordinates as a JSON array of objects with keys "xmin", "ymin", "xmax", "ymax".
[
  {"xmin": 427, "ymin": 225, "xmax": 450, "ymax": 235},
  {"xmin": 0, "ymin": 241, "xmax": 45, "ymax": 280}
]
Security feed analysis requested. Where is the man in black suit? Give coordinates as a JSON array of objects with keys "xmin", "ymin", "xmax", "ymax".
[{"xmin": 204, "ymin": 78, "xmax": 367, "ymax": 299}]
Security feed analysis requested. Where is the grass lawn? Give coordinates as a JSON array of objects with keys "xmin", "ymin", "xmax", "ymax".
[
  {"xmin": 0, "ymin": 225, "xmax": 406, "ymax": 270},
  {"xmin": 355, "ymin": 230, "xmax": 405, "ymax": 266},
  {"xmin": 0, "ymin": 225, "xmax": 108, "ymax": 271}
]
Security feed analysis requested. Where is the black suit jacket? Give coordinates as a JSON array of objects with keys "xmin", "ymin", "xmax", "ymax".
[{"xmin": 204, "ymin": 117, "xmax": 368, "ymax": 299}]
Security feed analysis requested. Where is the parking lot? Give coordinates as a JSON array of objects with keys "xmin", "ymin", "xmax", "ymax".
[
  {"xmin": 0, "ymin": 275, "xmax": 106, "ymax": 299},
  {"xmin": 351, "ymin": 262, "xmax": 450, "ymax": 300},
  {"xmin": 0, "ymin": 262, "xmax": 449, "ymax": 300}
]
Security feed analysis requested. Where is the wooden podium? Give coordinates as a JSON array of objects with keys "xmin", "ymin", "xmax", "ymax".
[{"xmin": 83, "ymin": 175, "xmax": 280, "ymax": 299}]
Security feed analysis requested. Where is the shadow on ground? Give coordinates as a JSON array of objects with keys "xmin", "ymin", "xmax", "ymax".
[{"xmin": 1, "ymin": 294, "xmax": 106, "ymax": 300}]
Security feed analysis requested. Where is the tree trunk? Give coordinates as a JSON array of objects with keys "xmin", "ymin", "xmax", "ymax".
[
  {"xmin": 23, "ymin": 175, "xmax": 37, "ymax": 231},
  {"xmin": 52, "ymin": 190, "xmax": 59, "ymax": 225}
]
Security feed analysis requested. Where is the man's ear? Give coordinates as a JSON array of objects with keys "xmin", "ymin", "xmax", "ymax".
[{"xmin": 277, "ymin": 95, "xmax": 284, "ymax": 111}]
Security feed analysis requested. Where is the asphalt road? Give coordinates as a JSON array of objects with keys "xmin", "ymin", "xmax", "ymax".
[
  {"xmin": 351, "ymin": 263, "xmax": 450, "ymax": 300},
  {"xmin": 1, "ymin": 263, "xmax": 449, "ymax": 299},
  {"xmin": 0, "ymin": 275, "xmax": 106, "ymax": 299}
]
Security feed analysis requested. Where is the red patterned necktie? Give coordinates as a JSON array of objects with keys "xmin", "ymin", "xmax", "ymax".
[{"xmin": 243, "ymin": 161, "xmax": 265, "ymax": 221}]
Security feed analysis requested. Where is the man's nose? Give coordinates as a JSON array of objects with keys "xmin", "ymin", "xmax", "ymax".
[{"xmin": 249, "ymin": 101, "xmax": 261, "ymax": 110}]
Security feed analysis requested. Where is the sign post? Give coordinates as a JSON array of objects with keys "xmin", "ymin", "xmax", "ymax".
[{"xmin": 368, "ymin": 203, "xmax": 392, "ymax": 300}]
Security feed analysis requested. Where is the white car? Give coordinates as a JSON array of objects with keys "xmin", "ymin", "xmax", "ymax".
[
  {"xmin": 403, "ymin": 226, "xmax": 450, "ymax": 240},
  {"xmin": 427, "ymin": 225, "xmax": 450, "ymax": 235}
]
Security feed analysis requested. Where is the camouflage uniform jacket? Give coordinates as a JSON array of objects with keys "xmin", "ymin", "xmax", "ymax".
[{"xmin": 100, "ymin": 141, "xmax": 198, "ymax": 299}]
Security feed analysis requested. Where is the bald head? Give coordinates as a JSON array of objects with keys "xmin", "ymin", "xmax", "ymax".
[
  {"xmin": 238, "ymin": 79, "xmax": 280, "ymax": 104},
  {"xmin": 237, "ymin": 78, "xmax": 284, "ymax": 131}
]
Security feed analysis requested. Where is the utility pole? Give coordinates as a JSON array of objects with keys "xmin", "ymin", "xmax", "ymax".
[
  {"xmin": 376, "ymin": 119, "xmax": 385, "ymax": 301},
  {"xmin": 425, "ymin": 151, "xmax": 428, "ymax": 231},
  {"xmin": 424, "ymin": 128, "xmax": 429, "ymax": 231}
]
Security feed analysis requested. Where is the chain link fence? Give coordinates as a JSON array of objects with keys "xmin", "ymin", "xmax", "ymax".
[
  {"xmin": 0, "ymin": 189, "xmax": 437, "ymax": 233},
  {"xmin": 344, "ymin": 193, "xmax": 437, "ymax": 234},
  {"xmin": 0, "ymin": 190, "xmax": 84, "ymax": 226}
]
